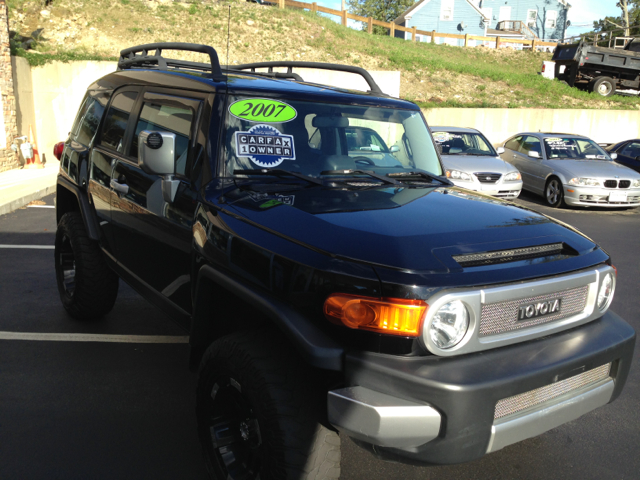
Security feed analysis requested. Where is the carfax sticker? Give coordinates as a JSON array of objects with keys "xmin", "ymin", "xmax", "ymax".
[
  {"xmin": 229, "ymin": 98, "xmax": 297, "ymax": 123},
  {"xmin": 235, "ymin": 124, "xmax": 296, "ymax": 168}
]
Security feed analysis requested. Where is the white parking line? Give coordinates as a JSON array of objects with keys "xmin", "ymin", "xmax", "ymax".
[
  {"xmin": 27, "ymin": 205, "xmax": 55, "ymax": 209},
  {"xmin": 0, "ymin": 245, "xmax": 54, "ymax": 249},
  {"xmin": 0, "ymin": 331, "xmax": 189, "ymax": 343}
]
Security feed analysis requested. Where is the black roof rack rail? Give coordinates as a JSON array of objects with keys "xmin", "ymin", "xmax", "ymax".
[
  {"xmin": 118, "ymin": 42, "xmax": 224, "ymax": 81},
  {"xmin": 231, "ymin": 61, "xmax": 384, "ymax": 95}
]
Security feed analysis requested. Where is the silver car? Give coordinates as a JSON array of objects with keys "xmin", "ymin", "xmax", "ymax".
[
  {"xmin": 499, "ymin": 132, "xmax": 640, "ymax": 208},
  {"xmin": 431, "ymin": 127, "xmax": 522, "ymax": 199}
]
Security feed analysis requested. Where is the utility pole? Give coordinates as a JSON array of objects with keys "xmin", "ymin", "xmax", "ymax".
[{"xmin": 342, "ymin": 0, "xmax": 345, "ymax": 12}]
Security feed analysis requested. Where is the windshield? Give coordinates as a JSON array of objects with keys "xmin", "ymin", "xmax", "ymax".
[
  {"xmin": 543, "ymin": 137, "xmax": 611, "ymax": 160},
  {"xmin": 223, "ymin": 96, "xmax": 442, "ymax": 177},
  {"xmin": 431, "ymin": 131, "xmax": 497, "ymax": 156}
]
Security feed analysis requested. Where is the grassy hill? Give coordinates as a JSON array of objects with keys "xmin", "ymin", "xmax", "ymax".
[{"xmin": 8, "ymin": 0, "xmax": 640, "ymax": 110}]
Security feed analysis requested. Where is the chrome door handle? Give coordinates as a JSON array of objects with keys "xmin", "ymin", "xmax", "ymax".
[{"xmin": 110, "ymin": 178, "xmax": 129, "ymax": 194}]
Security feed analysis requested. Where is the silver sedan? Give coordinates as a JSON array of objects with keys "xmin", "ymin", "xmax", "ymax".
[
  {"xmin": 431, "ymin": 127, "xmax": 522, "ymax": 199},
  {"xmin": 499, "ymin": 132, "xmax": 640, "ymax": 208}
]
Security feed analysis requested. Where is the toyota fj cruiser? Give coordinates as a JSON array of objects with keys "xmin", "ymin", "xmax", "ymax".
[{"xmin": 54, "ymin": 43, "xmax": 635, "ymax": 480}]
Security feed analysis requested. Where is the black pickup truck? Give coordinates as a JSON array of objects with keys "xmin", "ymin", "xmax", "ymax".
[
  {"xmin": 553, "ymin": 37, "xmax": 640, "ymax": 96},
  {"xmin": 53, "ymin": 43, "xmax": 635, "ymax": 480}
]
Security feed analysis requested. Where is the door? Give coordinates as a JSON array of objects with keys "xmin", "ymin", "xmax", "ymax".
[
  {"xmin": 109, "ymin": 89, "xmax": 206, "ymax": 317},
  {"xmin": 499, "ymin": 6, "xmax": 511, "ymax": 22},
  {"xmin": 615, "ymin": 141, "xmax": 640, "ymax": 173},
  {"xmin": 517, "ymin": 135, "xmax": 546, "ymax": 193}
]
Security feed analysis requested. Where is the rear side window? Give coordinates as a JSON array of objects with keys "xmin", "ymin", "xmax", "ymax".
[
  {"xmin": 505, "ymin": 136, "xmax": 522, "ymax": 151},
  {"xmin": 75, "ymin": 97, "xmax": 106, "ymax": 146},
  {"xmin": 100, "ymin": 91, "xmax": 138, "ymax": 152}
]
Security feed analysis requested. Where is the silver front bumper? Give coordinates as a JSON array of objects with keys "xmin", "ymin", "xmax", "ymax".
[
  {"xmin": 564, "ymin": 185, "xmax": 640, "ymax": 207},
  {"xmin": 327, "ymin": 386, "xmax": 441, "ymax": 448}
]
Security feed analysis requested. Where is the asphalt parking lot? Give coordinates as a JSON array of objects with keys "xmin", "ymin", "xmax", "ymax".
[{"xmin": 1, "ymin": 192, "xmax": 638, "ymax": 480}]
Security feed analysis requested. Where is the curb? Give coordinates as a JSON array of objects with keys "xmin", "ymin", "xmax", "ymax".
[{"xmin": 0, "ymin": 184, "xmax": 57, "ymax": 217}]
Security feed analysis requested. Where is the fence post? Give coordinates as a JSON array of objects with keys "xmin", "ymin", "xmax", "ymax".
[
  {"xmin": 531, "ymin": 39, "xmax": 536, "ymax": 51},
  {"xmin": 367, "ymin": 17, "xmax": 373, "ymax": 34},
  {"xmin": 278, "ymin": 0, "xmax": 284, "ymax": 9},
  {"xmin": 496, "ymin": 36, "xmax": 500, "ymax": 49},
  {"xmin": 431, "ymin": 30, "xmax": 436, "ymax": 44},
  {"xmin": 389, "ymin": 22, "xmax": 395, "ymax": 38},
  {"xmin": 342, "ymin": 10, "xmax": 347, "ymax": 27},
  {"xmin": 412, "ymin": 26, "xmax": 417, "ymax": 42},
  {"xmin": 311, "ymin": 2, "xmax": 317, "ymax": 13},
  {"xmin": 464, "ymin": 33, "xmax": 469, "ymax": 47}
]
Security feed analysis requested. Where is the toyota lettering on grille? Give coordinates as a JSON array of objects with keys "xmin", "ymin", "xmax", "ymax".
[{"xmin": 518, "ymin": 298, "xmax": 562, "ymax": 320}]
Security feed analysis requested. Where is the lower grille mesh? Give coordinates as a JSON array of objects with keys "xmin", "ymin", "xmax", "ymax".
[
  {"xmin": 494, "ymin": 363, "xmax": 612, "ymax": 420},
  {"xmin": 479, "ymin": 285, "xmax": 589, "ymax": 336}
]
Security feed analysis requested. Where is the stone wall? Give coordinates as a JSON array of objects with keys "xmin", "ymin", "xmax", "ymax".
[{"xmin": 0, "ymin": 0, "xmax": 18, "ymax": 172}]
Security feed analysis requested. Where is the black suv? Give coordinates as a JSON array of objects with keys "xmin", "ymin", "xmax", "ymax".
[{"xmin": 54, "ymin": 43, "xmax": 635, "ymax": 480}]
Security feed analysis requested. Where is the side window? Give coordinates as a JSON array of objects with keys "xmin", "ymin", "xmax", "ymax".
[
  {"xmin": 70, "ymin": 95, "xmax": 91, "ymax": 138},
  {"xmin": 519, "ymin": 135, "xmax": 542, "ymax": 156},
  {"xmin": 621, "ymin": 142, "xmax": 640, "ymax": 157},
  {"xmin": 505, "ymin": 136, "xmax": 522, "ymax": 152},
  {"xmin": 99, "ymin": 91, "xmax": 138, "ymax": 153},
  {"xmin": 76, "ymin": 96, "xmax": 106, "ymax": 146},
  {"xmin": 129, "ymin": 101, "xmax": 194, "ymax": 176}
]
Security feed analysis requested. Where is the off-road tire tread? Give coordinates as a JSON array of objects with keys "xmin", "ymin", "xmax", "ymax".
[
  {"xmin": 55, "ymin": 212, "xmax": 118, "ymax": 320},
  {"xmin": 197, "ymin": 329, "xmax": 341, "ymax": 480}
]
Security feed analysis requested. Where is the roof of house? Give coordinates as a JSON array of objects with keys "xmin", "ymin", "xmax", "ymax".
[{"xmin": 394, "ymin": 0, "xmax": 489, "ymax": 25}]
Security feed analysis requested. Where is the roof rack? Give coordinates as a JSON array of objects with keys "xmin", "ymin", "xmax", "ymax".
[
  {"xmin": 118, "ymin": 42, "xmax": 224, "ymax": 81},
  {"xmin": 230, "ymin": 61, "xmax": 384, "ymax": 95}
]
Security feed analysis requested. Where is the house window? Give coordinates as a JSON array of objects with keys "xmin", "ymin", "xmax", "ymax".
[
  {"xmin": 527, "ymin": 9, "xmax": 537, "ymax": 28},
  {"xmin": 440, "ymin": 0, "xmax": 454, "ymax": 21},
  {"xmin": 546, "ymin": 10, "xmax": 558, "ymax": 29}
]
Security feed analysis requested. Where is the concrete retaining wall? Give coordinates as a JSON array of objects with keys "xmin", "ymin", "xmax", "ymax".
[
  {"xmin": 422, "ymin": 108, "xmax": 639, "ymax": 146},
  {"xmin": 10, "ymin": 59, "xmax": 640, "ymax": 163}
]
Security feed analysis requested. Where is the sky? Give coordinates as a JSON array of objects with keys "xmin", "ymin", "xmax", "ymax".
[{"xmin": 316, "ymin": 0, "xmax": 624, "ymax": 39}]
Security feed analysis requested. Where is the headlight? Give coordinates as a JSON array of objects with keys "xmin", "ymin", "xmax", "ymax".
[
  {"xmin": 429, "ymin": 300, "xmax": 469, "ymax": 349},
  {"xmin": 568, "ymin": 177, "xmax": 600, "ymax": 187},
  {"xmin": 597, "ymin": 272, "xmax": 615, "ymax": 310},
  {"xmin": 504, "ymin": 171, "xmax": 521, "ymax": 181},
  {"xmin": 632, "ymin": 179, "xmax": 640, "ymax": 188},
  {"xmin": 446, "ymin": 170, "xmax": 473, "ymax": 181}
]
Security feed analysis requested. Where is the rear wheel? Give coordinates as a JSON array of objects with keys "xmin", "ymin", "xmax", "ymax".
[
  {"xmin": 545, "ymin": 177, "xmax": 565, "ymax": 208},
  {"xmin": 196, "ymin": 329, "xmax": 341, "ymax": 480},
  {"xmin": 54, "ymin": 212, "xmax": 118, "ymax": 319},
  {"xmin": 591, "ymin": 76, "xmax": 616, "ymax": 97}
]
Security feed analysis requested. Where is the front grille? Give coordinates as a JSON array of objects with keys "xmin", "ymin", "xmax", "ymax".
[
  {"xmin": 604, "ymin": 179, "xmax": 618, "ymax": 188},
  {"xmin": 494, "ymin": 363, "xmax": 612, "ymax": 420},
  {"xmin": 453, "ymin": 243, "xmax": 564, "ymax": 268},
  {"xmin": 475, "ymin": 172, "xmax": 502, "ymax": 184},
  {"xmin": 479, "ymin": 284, "xmax": 589, "ymax": 336},
  {"xmin": 619, "ymin": 180, "xmax": 631, "ymax": 188}
]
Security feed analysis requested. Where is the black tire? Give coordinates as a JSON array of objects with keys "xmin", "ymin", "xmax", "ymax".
[
  {"xmin": 54, "ymin": 212, "xmax": 118, "ymax": 320},
  {"xmin": 545, "ymin": 177, "xmax": 565, "ymax": 208},
  {"xmin": 196, "ymin": 329, "xmax": 341, "ymax": 480},
  {"xmin": 591, "ymin": 76, "xmax": 616, "ymax": 97}
]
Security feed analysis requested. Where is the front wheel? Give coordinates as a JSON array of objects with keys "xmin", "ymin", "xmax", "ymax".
[
  {"xmin": 545, "ymin": 177, "xmax": 565, "ymax": 208},
  {"xmin": 591, "ymin": 76, "xmax": 616, "ymax": 97},
  {"xmin": 196, "ymin": 329, "xmax": 341, "ymax": 480}
]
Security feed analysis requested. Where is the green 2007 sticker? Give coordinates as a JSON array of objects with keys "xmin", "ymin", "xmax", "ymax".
[{"xmin": 229, "ymin": 98, "xmax": 297, "ymax": 123}]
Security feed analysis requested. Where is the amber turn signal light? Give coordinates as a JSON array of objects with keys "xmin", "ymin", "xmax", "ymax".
[{"xmin": 324, "ymin": 294, "xmax": 428, "ymax": 337}]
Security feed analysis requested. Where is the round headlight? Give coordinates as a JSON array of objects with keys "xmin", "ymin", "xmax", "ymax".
[
  {"xmin": 597, "ymin": 273, "xmax": 614, "ymax": 310},
  {"xmin": 429, "ymin": 300, "xmax": 470, "ymax": 349}
]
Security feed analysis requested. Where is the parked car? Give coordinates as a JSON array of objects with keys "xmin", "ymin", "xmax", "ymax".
[
  {"xmin": 499, "ymin": 132, "xmax": 640, "ymax": 208},
  {"xmin": 53, "ymin": 43, "xmax": 636, "ymax": 480},
  {"xmin": 431, "ymin": 127, "xmax": 522, "ymax": 199},
  {"xmin": 605, "ymin": 139, "xmax": 640, "ymax": 173},
  {"xmin": 344, "ymin": 126, "xmax": 403, "ymax": 167}
]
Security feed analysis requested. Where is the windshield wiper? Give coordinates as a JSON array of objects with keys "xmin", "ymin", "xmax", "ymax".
[
  {"xmin": 320, "ymin": 169, "xmax": 400, "ymax": 185},
  {"xmin": 387, "ymin": 171, "xmax": 453, "ymax": 186},
  {"xmin": 233, "ymin": 169, "xmax": 323, "ymax": 185}
]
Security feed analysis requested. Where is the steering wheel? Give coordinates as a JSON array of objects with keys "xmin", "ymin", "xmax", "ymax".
[{"xmin": 353, "ymin": 156, "xmax": 375, "ymax": 166}]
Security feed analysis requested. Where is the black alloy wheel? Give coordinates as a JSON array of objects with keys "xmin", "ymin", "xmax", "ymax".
[
  {"xmin": 196, "ymin": 329, "xmax": 341, "ymax": 480},
  {"xmin": 54, "ymin": 212, "xmax": 119, "ymax": 319}
]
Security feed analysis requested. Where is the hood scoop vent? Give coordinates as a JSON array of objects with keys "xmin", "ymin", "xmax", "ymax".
[{"xmin": 453, "ymin": 243, "xmax": 566, "ymax": 268}]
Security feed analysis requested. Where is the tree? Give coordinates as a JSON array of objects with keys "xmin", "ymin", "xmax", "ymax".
[{"xmin": 347, "ymin": 0, "xmax": 415, "ymax": 35}]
